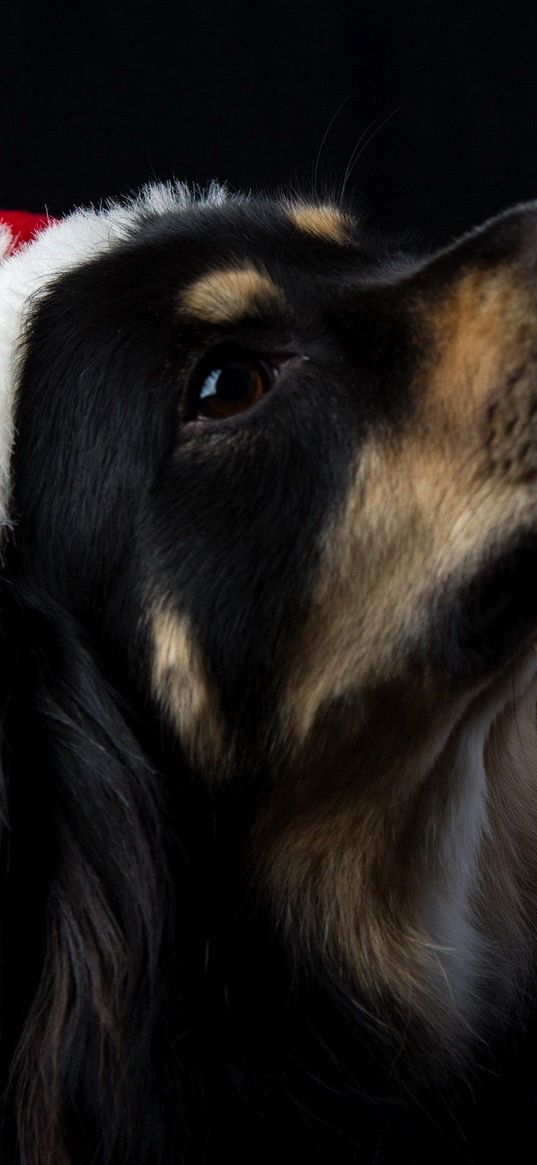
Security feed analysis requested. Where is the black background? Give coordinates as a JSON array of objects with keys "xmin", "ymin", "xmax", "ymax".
[{"xmin": 3, "ymin": 0, "xmax": 537, "ymax": 247}]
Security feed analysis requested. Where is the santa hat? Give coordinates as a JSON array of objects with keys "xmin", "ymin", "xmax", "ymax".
[
  {"xmin": 0, "ymin": 182, "xmax": 227, "ymax": 543},
  {"xmin": 0, "ymin": 210, "xmax": 57, "ymax": 260}
]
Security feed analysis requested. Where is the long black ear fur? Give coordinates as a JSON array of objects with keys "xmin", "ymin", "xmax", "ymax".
[{"xmin": 0, "ymin": 583, "xmax": 172, "ymax": 1165}]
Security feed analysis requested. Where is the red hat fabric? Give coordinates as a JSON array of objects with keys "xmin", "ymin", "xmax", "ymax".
[{"xmin": 0, "ymin": 210, "xmax": 57, "ymax": 257}]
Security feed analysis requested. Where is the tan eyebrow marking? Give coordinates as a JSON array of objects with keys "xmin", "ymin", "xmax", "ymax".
[
  {"xmin": 181, "ymin": 266, "xmax": 284, "ymax": 324},
  {"xmin": 286, "ymin": 203, "xmax": 354, "ymax": 243}
]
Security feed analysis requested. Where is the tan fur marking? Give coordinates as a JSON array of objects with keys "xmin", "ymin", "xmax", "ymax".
[
  {"xmin": 425, "ymin": 269, "xmax": 537, "ymax": 417},
  {"xmin": 282, "ymin": 435, "xmax": 537, "ymax": 749},
  {"xmin": 421, "ymin": 270, "xmax": 537, "ymax": 484},
  {"xmin": 287, "ymin": 203, "xmax": 353, "ymax": 243},
  {"xmin": 255, "ymin": 263, "xmax": 537, "ymax": 1046},
  {"xmin": 151, "ymin": 604, "xmax": 229, "ymax": 777},
  {"xmin": 181, "ymin": 266, "xmax": 283, "ymax": 323},
  {"xmin": 282, "ymin": 265, "xmax": 537, "ymax": 747}
]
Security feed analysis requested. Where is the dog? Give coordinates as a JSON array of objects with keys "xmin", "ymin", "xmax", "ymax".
[{"xmin": 1, "ymin": 183, "xmax": 537, "ymax": 1163}]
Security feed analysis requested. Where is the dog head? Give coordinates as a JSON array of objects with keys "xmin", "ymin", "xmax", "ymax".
[{"xmin": 2, "ymin": 185, "xmax": 537, "ymax": 1156}]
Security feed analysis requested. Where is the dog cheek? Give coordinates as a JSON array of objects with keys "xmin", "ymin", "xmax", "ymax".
[{"xmin": 149, "ymin": 600, "xmax": 232, "ymax": 779}]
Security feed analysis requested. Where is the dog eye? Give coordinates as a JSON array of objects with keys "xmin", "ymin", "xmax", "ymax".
[{"xmin": 190, "ymin": 356, "xmax": 276, "ymax": 421}]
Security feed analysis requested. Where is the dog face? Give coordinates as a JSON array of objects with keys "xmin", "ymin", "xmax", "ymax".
[{"xmin": 7, "ymin": 189, "xmax": 537, "ymax": 1086}]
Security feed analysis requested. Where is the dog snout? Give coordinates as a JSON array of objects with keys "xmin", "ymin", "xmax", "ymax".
[
  {"xmin": 484, "ymin": 366, "xmax": 537, "ymax": 484},
  {"xmin": 397, "ymin": 202, "xmax": 537, "ymax": 490}
]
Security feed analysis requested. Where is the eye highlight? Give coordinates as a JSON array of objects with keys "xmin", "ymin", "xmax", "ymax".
[{"xmin": 187, "ymin": 355, "xmax": 276, "ymax": 422}]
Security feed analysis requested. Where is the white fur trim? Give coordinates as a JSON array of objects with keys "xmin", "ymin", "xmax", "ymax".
[
  {"xmin": 0, "ymin": 223, "xmax": 13, "ymax": 261},
  {"xmin": 0, "ymin": 181, "xmax": 228, "ymax": 539}
]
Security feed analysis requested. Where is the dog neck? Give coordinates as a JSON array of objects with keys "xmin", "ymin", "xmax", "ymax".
[{"xmin": 256, "ymin": 649, "xmax": 537, "ymax": 1059}]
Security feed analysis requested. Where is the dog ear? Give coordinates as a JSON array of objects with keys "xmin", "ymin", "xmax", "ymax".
[{"xmin": 0, "ymin": 586, "xmax": 171, "ymax": 1164}]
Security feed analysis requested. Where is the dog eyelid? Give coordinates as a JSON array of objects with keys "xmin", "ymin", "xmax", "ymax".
[{"xmin": 183, "ymin": 350, "xmax": 309, "ymax": 427}]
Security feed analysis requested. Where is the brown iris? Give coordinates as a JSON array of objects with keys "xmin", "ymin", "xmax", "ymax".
[{"xmin": 194, "ymin": 357, "xmax": 274, "ymax": 420}]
